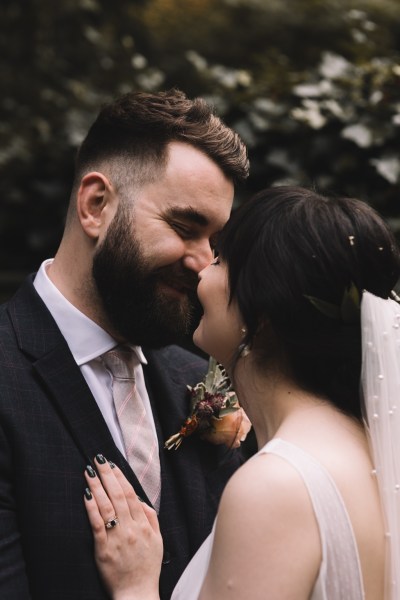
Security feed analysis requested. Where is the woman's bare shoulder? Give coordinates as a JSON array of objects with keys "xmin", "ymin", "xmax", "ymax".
[
  {"xmin": 198, "ymin": 451, "xmax": 321, "ymax": 600},
  {"xmin": 220, "ymin": 448, "xmax": 312, "ymax": 518}
]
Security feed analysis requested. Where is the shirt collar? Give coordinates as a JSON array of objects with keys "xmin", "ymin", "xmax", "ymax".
[{"xmin": 33, "ymin": 259, "xmax": 147, "ymax": 367}]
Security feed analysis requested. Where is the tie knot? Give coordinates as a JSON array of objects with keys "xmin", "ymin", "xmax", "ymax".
[{"xmin": 102, "ymin": 346, "xmax": 138, "ymax": 381}]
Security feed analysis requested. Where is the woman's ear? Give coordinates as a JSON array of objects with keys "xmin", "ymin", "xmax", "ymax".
[{"xmin": 76, "ymin": 172, "xmax": 115, "ymax": 239}]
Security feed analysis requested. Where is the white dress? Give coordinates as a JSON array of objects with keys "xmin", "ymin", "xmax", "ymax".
[{"xmin": 171, "ymin": 438, "xmax": 365, "ymax": 600}]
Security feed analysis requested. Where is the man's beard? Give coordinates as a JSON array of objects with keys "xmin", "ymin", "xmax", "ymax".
[{"xmin": 92, "ymin": 211, "xmax": 200, "ymax": 347}]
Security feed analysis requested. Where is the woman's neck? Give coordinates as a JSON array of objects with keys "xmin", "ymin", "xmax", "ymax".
[{"xmin": 231, "ymin": 360, "xmax": 330, "ymax": 449}]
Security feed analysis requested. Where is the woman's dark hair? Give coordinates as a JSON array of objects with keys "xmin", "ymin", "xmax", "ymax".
[{"xmin": 218, "ymin": 186, "xmax": 400, "ymax": 420}]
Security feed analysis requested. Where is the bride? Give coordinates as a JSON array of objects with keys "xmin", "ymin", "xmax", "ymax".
[{"xmin": 83, "ymin": 186, "xmax": 400, "ymax": 599}]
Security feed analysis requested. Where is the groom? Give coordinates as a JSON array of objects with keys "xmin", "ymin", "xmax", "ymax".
[{"xmin": 0, "ymin": 89, "xmax": 249, "ymax": 599}]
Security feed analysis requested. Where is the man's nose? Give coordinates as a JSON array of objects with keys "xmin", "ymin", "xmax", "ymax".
[{"xmin": 182, "ymin": 240, "xmax": 213, "ymax": 273}]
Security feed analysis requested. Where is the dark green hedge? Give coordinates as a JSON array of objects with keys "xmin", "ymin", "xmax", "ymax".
[{"xmin": 1, "ymin": 0, "xmax": 399, "ymax": 299}]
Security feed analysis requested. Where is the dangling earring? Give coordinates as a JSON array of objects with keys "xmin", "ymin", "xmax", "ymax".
[
  {"xmin": 391, "ymin": 289, "xmax": 400, "ymax": 303},
  {"xmin": 238, "ymin": 327, "xmax": 251, "ymax": 358},
  {"xmin": 238, "ymin": 343, "xmax": 251, "ymax": 358}
]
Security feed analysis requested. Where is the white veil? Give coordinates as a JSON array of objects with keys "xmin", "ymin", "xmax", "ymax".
[{"xmin": 361, "ymin": 291, "xmax": 400, "ymax": 600}]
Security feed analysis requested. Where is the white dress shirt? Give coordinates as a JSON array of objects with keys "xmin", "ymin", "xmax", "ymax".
[{"xmin": 33, "ymin": 259, "xmax": 158, "ymax": 458}]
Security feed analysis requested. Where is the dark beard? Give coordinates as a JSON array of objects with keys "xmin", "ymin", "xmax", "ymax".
[{"xmin": 92, "ymin": 210, "xmax": 199, "ymax": 347}]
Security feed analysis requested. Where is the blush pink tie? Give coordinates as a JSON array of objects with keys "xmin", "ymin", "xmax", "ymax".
[{"xmin": 102, "ymin": 346, "xmax": 161, "ymax": 511}]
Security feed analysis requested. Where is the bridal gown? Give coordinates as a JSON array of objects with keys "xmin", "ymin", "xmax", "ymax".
[{"xmin": 171, "ymin": 438, "xmax": 365, "ymax": 600}]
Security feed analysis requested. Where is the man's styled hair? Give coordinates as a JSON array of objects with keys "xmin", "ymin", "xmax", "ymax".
[
  {"xmin": 218, "ymin": 186, "xmax": 400, "ymax": 420},
  {"xmin": 71, "ymin": 88, "xmax": 249, "ymax": 202}
]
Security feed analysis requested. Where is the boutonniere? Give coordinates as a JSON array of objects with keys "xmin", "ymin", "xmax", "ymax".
[{"xmin": 164, "ymin": 357, "xmax": 251, "ymax": 451}]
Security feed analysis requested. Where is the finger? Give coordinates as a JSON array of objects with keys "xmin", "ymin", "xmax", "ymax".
[
  {"xmin": 109, "ymin": 462, "xmax": 151, "ymax": 522},
  {"xmin": 141, "ymin": 501, "xmax": 161, "ymax": 536},
  {"xmin": 83, "ymin": 487, "xmax": 108, "ymax": 548},
  {"xmin": 84, "ymin": 461, "xmax": 122, "ymax": 525},
  {"xmin": 93, "ymin": 455, "xmax": 146, "ymax": 525},
  {"xmin": 109, "ymin": 465, "xmax": 160, "ymax": 534}
]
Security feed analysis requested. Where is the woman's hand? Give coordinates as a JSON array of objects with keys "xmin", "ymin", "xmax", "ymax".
[{"xmin": 84, "ymin": 455, "xmax": 163, "ymax": 600}]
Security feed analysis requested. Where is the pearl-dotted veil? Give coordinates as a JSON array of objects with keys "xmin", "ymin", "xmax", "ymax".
[{"xmin": 361, "ymin": 291, "xmax": 400, "ymax": 600}]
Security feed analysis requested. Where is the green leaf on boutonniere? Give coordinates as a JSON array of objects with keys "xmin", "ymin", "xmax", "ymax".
[{"xmin": 219, "ymin": 406, "xmax": 240, "ymax": 417}]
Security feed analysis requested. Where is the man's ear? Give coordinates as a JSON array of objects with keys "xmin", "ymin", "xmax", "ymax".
[{"xmin": 76, "ymin": 172, "xmax": 115, "ymax": 239}]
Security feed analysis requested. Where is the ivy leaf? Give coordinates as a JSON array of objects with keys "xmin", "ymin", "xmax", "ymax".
[
  {"xmin": 340, "ymin": 282, "xmax": 360, "ymax": 323},
  {"xmin": 305, "ymin": 282, "xmax": 360, "ymax": 324},
  {"xmin": 305, "ymin": 295, "xmax": 341, "ymax": 319}
]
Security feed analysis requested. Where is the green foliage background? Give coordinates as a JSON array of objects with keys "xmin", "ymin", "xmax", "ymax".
[{"xmin": 1, "ymin": 0, "xmax": 400, "ymax": 299}]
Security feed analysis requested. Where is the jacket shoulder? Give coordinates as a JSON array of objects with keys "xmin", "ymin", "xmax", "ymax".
[{"xmin": 144, "ymin": 344, "xmax": 207, "ymax": 384}]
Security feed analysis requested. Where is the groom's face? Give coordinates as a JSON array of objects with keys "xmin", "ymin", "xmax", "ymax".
[
  {"xmin": 92, "ymin": 207, "xmax": 200, "ymax": 347},
  {"xmin": 93, "ymin": 142, "xmax": 234, "ymax": 347}
]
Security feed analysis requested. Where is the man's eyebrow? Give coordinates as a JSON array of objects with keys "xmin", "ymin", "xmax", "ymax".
[{"xmin": 165, "ymin": 206, "xmax": 209, "ymax": 227}]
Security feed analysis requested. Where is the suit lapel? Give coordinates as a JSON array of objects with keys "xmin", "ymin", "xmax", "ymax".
[
  {"xmin": 7, "ymin": 277, "xmax": 149, "ymax": 496},
  {"xmin": 33, "ymin": 347, "xmax": 120, "ymax": 464},
  {"xmin": 144, "ymin": 348, "xmax": 214, "ymax": 548}
]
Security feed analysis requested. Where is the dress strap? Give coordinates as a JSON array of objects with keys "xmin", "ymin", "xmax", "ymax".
[{"xmin": 259, "ymin": 438, "xmax": 365, "ymax": 600}]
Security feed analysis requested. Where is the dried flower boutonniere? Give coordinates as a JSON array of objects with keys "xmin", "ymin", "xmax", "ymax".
[{"xmin": 164, "ymin": 357, "xmax": 251, "ymax": 451}]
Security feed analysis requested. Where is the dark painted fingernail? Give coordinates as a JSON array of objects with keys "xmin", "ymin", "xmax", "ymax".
[
  {"xmin": 84, "ymin": 487, "xmax": 92, "ymax": 500},
  {"xmin": 86, "ymin": 465, "xmax": 97, "ymax": 478},
  {"xmin": 108, "ymin": 460, "xmax": 116, "ymax": 469},
  {"xmin": 96, "ymin": 454, "xmax": 106, "ymax": 464}
]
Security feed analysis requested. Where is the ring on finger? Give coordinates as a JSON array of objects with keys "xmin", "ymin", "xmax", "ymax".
[{"xmin": 104, "ymin": 515, "xmax": 119, "ymax": 530}]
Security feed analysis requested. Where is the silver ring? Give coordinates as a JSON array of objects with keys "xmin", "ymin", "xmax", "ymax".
[{"xmin": 105, "ymin": 515, "xmax": 119, "ymax": 530}]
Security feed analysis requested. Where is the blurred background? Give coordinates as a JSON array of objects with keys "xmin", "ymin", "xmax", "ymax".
[{"xmin": 1, "ymin": 0, "xmax": 400, "ymax": 302}]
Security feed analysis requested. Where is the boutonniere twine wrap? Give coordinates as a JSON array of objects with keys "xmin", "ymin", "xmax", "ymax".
[{"xmin": 164, "ymin": 357, "xmax": 251, "ymax": 451}]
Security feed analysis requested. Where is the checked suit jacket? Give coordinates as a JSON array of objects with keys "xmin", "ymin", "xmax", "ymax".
[{"xmin": 0, "ymin": 277, "xmax": 244, "ymax": 600}]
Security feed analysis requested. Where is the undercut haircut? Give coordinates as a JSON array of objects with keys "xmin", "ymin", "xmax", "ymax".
[{"xmin": 69, "ymin": 88, "xmax": 249, "ymax": 214}]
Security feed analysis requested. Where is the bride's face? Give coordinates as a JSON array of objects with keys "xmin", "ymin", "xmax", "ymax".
[{"xmin": 193, "ymin": 257, "xmax": 244, "ymax": 365}]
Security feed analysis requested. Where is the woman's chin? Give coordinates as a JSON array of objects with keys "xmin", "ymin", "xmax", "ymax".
[
  {"xmin": 192, "ymin": 324, "xmax": 212, "ymax": 357},
  {"xmin": 192, "ymin": 328, "xmax": 205, "ymax": 352}
]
